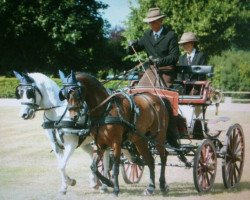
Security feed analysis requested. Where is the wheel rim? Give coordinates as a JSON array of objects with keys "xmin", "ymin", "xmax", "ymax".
[
  {"xmin": 122, "ymin": 160, "xmax": 144, "ymax": 184},
  {"xmin": 222, "ymin": 124, "xmax": 244, "ymax": 188},
  {"xmin": 97, "ymin": 158, "xmax": 105, "ymax": 175},
  {"xmin": 97, "ymin": 157, "xmax": 111, "ymax": 179},
  {"xmin": 194, "ymin": 140, "xmax": 217, "ymax": 192}
]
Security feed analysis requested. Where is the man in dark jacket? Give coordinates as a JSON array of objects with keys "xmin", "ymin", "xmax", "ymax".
[
  {"xmin": 128, "ymin": 7, "xmax": 180, "ymax": 87},
  {"xmin": 128, "ymin": 8, "xmax": 190, "ymax": 167}
]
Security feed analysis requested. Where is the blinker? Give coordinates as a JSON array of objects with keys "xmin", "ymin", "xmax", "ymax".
[
  {"xmin": 15, "ymin": 86, "xmax": 35, "ymax": 100},
  {"xmin": 59, "ymin": 86, "xmax": 83, "ymax": 101}
]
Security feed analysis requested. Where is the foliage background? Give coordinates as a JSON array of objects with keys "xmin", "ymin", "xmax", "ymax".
[
  {"xmin": 0, "ymin": 0, "xmax": 249, "ymax": 93},
  {"xmin": 124, "ymin": 0, "xmax": 249, "ymax": 55},
  {"xmin": 123, "ymin": 0, "xmax": 250, "ymax": 92},
  {"xmin": 0, "ymin": 0, "xmax": 109, "ymax": 75}
]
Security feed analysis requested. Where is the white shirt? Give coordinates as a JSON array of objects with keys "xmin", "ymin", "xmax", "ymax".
[
  {"xmin": 187, "ymin": 48, "xmax": 196, "ymax": 62},
  {"xmin": 153, "ymin": 27, "xmax": 163, "ymax": 39}
]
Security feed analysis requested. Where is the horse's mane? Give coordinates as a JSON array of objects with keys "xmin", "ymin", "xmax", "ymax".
[
  {"xmin": 28, "ymin": 72, "xmax": 63, "ymax": 106},
  {"xmin": 76, "ymin": 72, "xmax": 108, "ymax": 94}
]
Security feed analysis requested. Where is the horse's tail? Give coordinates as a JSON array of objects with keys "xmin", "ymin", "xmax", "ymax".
[{"xmin": 162, "ymin": 98, "xmax": 181, "ymax": 149}]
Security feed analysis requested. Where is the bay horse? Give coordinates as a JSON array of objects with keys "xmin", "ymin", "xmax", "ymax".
[
  {"xmin": 13, "ymin": 71, "xmax": 110, "ymax": 194},
  {"xmin": 59, "ymin": 70, "xmax": 171, "ymax": 196}
]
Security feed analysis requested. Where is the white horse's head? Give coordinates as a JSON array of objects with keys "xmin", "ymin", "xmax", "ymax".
[{"xmin": 14, "ymin": 71, "xmax": 64, "ymax": 120}]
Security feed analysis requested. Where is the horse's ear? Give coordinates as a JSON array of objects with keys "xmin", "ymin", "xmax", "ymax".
[
  {"xmin": 70, "ymin": 70, "xmax": 77, "ymax": 83},
  {"xmin": 13, "ymin": 71, "xmax": 23, "ymax": 82},
  {"xmin": 59, "ymin": 70, "xmax": 65, "ymax": 81},
  {"xmin": 22, "ymin": 73, "xmax": 34, "ymax": 84}
]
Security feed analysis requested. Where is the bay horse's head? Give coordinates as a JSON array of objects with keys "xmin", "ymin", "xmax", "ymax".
[
  {"xmin": 58, "ymin": 70, "xmax": 86, "ymax": 121},
  {"xmin": 14, "ymin": 71, "xmax": 43, "ymax": 119}
]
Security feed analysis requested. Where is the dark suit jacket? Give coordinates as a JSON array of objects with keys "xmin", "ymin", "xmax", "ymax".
[
  {"xmin": 178, "ymin": 50, "xmax": 207, "ymax": 66},
  {"xmin": 132, "ymin": 26, "xmax": 180, "ymax": 67},
  {"xmin": 178, "ymin": 50, "xmax": 207, "ymax": 81}
]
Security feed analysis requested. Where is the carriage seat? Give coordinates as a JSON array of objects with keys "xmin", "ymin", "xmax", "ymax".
[
  {"xmin": 174, "ymin": 65, "xmax": 214, "ymax": 105},
  {"xmin": 175, "ymin": 65, "xmax": 214, "ymax": 80}
]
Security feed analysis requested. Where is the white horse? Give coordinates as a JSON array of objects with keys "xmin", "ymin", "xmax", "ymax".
[{"xmin": 14, "ymin": 71, "xmax": 110, "ymax": 194}]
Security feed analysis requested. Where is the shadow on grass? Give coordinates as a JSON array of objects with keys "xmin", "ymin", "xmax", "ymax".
[{"xmin": 118, "ymin": 181, "xmax": 250, "ymax": 197}]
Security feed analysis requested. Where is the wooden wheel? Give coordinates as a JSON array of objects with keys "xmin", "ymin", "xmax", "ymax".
[
  {"xmin": 222, "ymin": 123, "xmax": 245, "ymax": 189},
  {"xmin": 97, "ymin": 153, "xmax": 112, "ymax": 180},
  {"xmin": 193, "ymin": 139, "xmax": 217, "ymax": 193},
  {"xmin": 121, "ymin": 155, "xmax": 144, "ymax": 184}
]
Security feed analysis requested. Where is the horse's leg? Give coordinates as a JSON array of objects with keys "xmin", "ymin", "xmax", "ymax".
[
  {"xmin": 100, "ymin": 150, "xmax": 110, "ymax": 192},
  {"xmin": 57, "ymin": 134, "xmax": 78, "ymax": 194},
  {"xmin": 112, "ymin": 143, "xmax": 121, "ymax": 196},
  {"xmin": 81, "ymin": 142, "xmax": 110, "ymax": 192},
  {"xmin": 81, "ymin": 143, "xmax": 100, "ymax": 189},
  {"xmin": 45, "ymin": 130, "xmax": 70, "ymax": 194},
  {"xmin": 155, "ymin": 141, "xmax": 168, "ymax": 192},
  {"xmin": 134, "ymin": 139, "xmax": 155, "ymax": 195}
]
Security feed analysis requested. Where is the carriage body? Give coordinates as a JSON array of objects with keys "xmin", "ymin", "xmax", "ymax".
[
  {"xmin": 127, "ymin": 65, "xmax": 214, "ymax": 140},
  {"xmin": 121, "ymin": 65, "xmax": 244, "ymax": 193}
]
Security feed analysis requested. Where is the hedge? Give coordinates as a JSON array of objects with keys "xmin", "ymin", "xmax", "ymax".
[{"xmin": 0, "ymin": 76, "xmax": 129, "ymax": 98}]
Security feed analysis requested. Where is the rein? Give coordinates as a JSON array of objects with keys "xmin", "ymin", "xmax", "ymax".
[
  {"xmin": 89, "ymin": 93, "xmax": 120, "ymax": 115},
  {"xmin": 36, "ymin": 105, "xmax": 62, "ymax": 111}
]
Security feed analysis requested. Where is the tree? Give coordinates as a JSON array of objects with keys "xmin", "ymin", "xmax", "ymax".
[
  {"xmin": 0, "ymin": 0, "xmax": 108, "ymax": 76},
  {"xmin": 101, "ymin": 26, "xmax": 134, "ymax": 76},
  {"xmin": 210, "ymin": 50, "xmax": 250, "ymax": 92},
  {"xmin": 123, "ymin": 0, "xmax": 249, "ymax": 58}
]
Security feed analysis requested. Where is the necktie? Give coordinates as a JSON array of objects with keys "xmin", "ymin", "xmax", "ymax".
[
  {"xmin": 154, "ymin": 33, "xmax": 159, "ymax": 41},
  {"xmin": 187, "ymin": 56, "xmax": 192, "ymax": 65}
]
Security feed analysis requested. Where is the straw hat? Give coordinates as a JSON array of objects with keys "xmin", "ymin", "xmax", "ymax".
[
  {"xmin": 178, "ymin": 32, "xmax": 198, "ymax": 44},
  {"xmin": 143, "ymin": 7, "xmax": 166, "ymax": 23}
]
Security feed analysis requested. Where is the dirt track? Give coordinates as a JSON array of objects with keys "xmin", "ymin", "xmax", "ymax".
[{"xmin": 0, "ymin": 99, "xmax": 250, "ymax": 200}]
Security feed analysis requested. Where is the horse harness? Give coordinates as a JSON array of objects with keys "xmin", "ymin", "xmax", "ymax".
[
  {"xmin": 41, "ymin": 104, "xmax": 90, "ymax": 149},
  {"xmin": 88, "ymin": 91, "xmax": 166, "ymax": 151},
  {"xmin": 16, "ymin": 83, "xmax": 88, "ymax": 149}
]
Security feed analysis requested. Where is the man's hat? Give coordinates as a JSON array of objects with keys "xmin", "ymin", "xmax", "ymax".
[
  {"xmin": 178, "ymin": 32, "xmax": 198, "ymax": 44},
  {"xmin": 143, "ymin": 7, "xmax": 166, "ymax": 23}
]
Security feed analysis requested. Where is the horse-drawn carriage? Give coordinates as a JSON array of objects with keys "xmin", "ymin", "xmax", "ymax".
[
  {"xmin": 14, "ymin": 63, "xmax": 244, "ymax": 196},
  {"xmin": 118, "ymin": 64, "xmax": 245, "ymax": 193}
]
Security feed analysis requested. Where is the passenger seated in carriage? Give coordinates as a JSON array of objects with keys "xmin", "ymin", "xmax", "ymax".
[
  {"xmin": 177, "ymin": 32, "xmax": 207, "ymax": 82},
  {"xmin": 178, "ymin": 32, "xmax": 207, "ymax": 67},
  {"xmin": 177, "ymin": 32, "xmax": 211, "ymax": 139}
]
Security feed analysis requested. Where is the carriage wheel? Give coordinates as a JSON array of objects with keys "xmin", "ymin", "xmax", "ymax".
[
  {"xmin": 121, "ymin": 155, "xmax": 144, "ymax": 184},
  {"xmin": 222, "ymin": 123, "xmax": 245, "ymax": 189},
  {"xmin": 193, "ymin": 139, "xmax": 217, "ymax": 193},
  {"xmin": 97, "ymin": 154, "xmax": 112, "ymax": 180}
]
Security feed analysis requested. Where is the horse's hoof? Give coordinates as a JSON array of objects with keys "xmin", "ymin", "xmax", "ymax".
[
  {"xmin": 112, "ymin": 192, "xmax": 119, "ymax": 197},
  {"xmin": 100, "ymin": 186, "xmax": 108, "ymax": 193},
  {"xmin": 59, "ymin": 190, "xmax": 67, "ymax": 195},
  {"xmin": 90, "ymin": 184, "xmax": 99, "ymax": 190},
  {"xmin": 143, "ymin": 188, "xmax": 154, "ymax": 196},
  {"xmin": 160, "ymin": 184, "xmax": 169, "ymax": 193},
  {"xmin": 70, "ymin": 179, "xmax": 76, "ymax": 186}
]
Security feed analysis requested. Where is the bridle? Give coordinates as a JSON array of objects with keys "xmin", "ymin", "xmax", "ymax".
[
  {"xmin": 16, "ymin": 83, "xmax": 62, "ymax": 111},
  {"xmin": 15, "ymin": 83, "xmax": 43, "ymax": 110},
  {"xmin": 59, "ymin": 83, "xmax": 87, "ymax": 120}
]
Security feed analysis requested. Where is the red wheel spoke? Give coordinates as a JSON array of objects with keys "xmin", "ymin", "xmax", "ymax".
[{"xmin": 194, "ymin": 140, "xmax": 217, "ymax": 192}]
